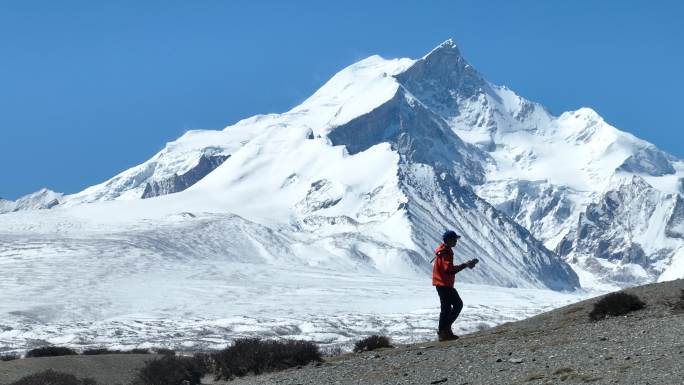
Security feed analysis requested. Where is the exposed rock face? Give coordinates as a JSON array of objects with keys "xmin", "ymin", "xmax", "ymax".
[
  {"xmin": 328, "ymin": 87, "xmax": 490, "ymax": 185},
  {"xmin": 394, "ymin": 39, "xmax": 489, "ymax": 117},
  {"xmin": 141, "ymin": 154, "xmax": 229, "ymax": 199},
  {"xmin": 666, "ymin": 195, "xmax": 684, "ymax": 239},
  {"xmin": 295, "ymin": 179, "xmax": 345, "ymax": 214},
  {"xmin": 557, "ymin": 176, "xmax": 683, "ymax": 286},
  {"xmin": 478, "ymin": 180, "xmax": 580, "ymax": 250},
  {"xmin": 617, "ymin": 146, "xmax": 676, "ymax": 176}
]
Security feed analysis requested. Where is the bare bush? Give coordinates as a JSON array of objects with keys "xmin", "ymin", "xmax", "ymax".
[
  {"xmin": 8, "ymin": 370, "xmax": 96, "ymax": 385},
  {"xmin": 153, "ymin": 348, "xmax": 176, "ymax": 356},
  {"xmin": 132, "ymin": 355, "xmax": 204, "ymax": 385},
  {"xmin": 353, "ymin": 335, "xmax": 392, "ymax": 353},
  {"xmin": 26, "ymin": 346, "xmax": 78, "ymax": 358},
  {"xmin": 1, "ymin": 353, "xmax": 20, "ymax": 361},
  {"xmin": 213, "ymin": 338, "xmax": 322, "ymax": 379},
  {"xmin": 589, "ymin": 292, "xmax": 645, "ymax": 321},
  {"xmin": 82, "ymin": 347, "xmax": 152, "ymax": 355}
]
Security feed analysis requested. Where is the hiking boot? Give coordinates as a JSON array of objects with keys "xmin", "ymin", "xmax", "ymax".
[
  {"xmin": 445, "ymin": 329, "xmax": 459, "ymax": 340},
  {"xmin": 437, "ymin": 330, "xmax": 459, "ymax": 341}
]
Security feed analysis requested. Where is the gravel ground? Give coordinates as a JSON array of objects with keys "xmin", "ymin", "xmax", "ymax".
[
  {"xmin": 226, "ymin": 279, "xmax": 684, "ymax": 385},
  {"xmin": 0, "ymin": 354, "xmax": 156, "ymax": 385},
  {"xmin": 1, "ymin": 279, "xmax": 682, "ymax": 385}
]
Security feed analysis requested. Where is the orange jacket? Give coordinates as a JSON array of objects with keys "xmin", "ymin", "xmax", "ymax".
[{"xmin": 432, "ymin": 243, "xmax": 464, "ymax": 287}]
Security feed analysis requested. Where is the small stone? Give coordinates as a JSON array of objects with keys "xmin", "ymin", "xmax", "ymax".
[
  {"xmin": 599, "ymin": 337, "xmax": 608, "ymax": 341},
  {"xmin": 416, "ymin": 351, "xmax": 423, "ymax": 356},
  {"xmin": 509, "ymin": 358, "xmax": 524, "ymax": 364},
  {"xmin": 508, "ymin": 352, "xmax": 513, "ymax": 356},
  {"xmin": 496, "ymin": 358, "xmax": 502, "ymax": 362},
  {"xmin": 373, "ymin": 354, "xmax": 380, "ymax": 358},
  {"xmin": 625, "ymin": 356, "xmax": 631, "ymax": 360}
]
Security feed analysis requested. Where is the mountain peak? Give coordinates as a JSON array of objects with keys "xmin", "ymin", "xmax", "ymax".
[
  {"xmin": 394, "ymin": 39, "xmax": 486, "ymax": 114},
  {"xmin": 422, "ymin": 38, "xmax": 462, "ymax": 60}
]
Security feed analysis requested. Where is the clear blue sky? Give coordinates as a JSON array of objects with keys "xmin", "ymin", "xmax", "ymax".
[{"xmin": 1, "ymin": 0, "xmax": 682, "ymax": 199}]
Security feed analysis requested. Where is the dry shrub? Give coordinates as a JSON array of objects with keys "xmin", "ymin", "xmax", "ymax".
[
  {"xmin": 153, "ymin": 348, "xmax": 176, "ymax": 356},
  {"xmin": 26, "ymin": 346, "xmax": 78, "ymax": 358},
  {"xmin": 132, "ymin": 355, "xmax": 204, "ymax": 385},
  {"xmin": 9, "ymin": 370, "xmax": 96, "ymax": 385},
  {"xmin": 353, "ymin": 335, "xmax": 392, "ymax": 353},
  {"xmin": 589, "ymin": 292, "xmax": 645, "ymax": 321},
  {"xmin": 213, "ymin": 338, "xmax": 322, "ymax": 379},
  {"xmin": 1, "ymin": 353, "xmax": 20, "ymax": 361}
]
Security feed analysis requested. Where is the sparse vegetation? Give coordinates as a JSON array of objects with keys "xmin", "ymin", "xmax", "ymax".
[
  {"xmin": 190, "ymin": 352, "xmax": 216, "ymax": 374},
  {"xmin": 153, "ymin": 348, "xmax": 176, "ymax": 356},
  {"xmin": 8, "ymin": 370, "xmax": 97, "ymax": 385},
  {"xmin": 82, "ymin": 348, "xmax": 117, "ymax": 355},
  {"xmin": 26, "ymin": 346, "xmax": 78, "ymax": 358},
  {"xmin": 132, "ymin": 355, "xmax": 205, "ymax": 385},
  {"xmin": 353, "ymin": 335, "xmax": 392, "ymax": 353},
  {"xmin": 81, "ymin": 348, "xmax": 152, "ymax": 355},
  {"xmin": 213, "ymin": 338, "xmax": 322, "ymax": 379},
  {"xmin": 589, "ymin": 292, "xmax": 645, "ymax": 321},
  {"xmin": 1, "ymin": 353, "xmax": 20, "ymax": 361}
]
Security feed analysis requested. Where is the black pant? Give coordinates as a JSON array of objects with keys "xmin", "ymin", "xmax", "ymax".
[{"xmin": 436, "ymin": 286, "xmax": 463, "ymax": 332}]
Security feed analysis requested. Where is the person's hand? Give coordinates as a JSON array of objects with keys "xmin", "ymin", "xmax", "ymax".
[{"xmin": 466, "ymin": 259, "xmax": 479, "ymax": 269}]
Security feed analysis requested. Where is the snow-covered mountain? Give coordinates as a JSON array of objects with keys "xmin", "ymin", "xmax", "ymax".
[
  {"xmin": 4, "ymin": 38, "xmax": 684, "ymax": 351},
  {"xmin": 378, "ymin": 39, "xmax": 684, "ymax": 287},
  {"xmin": 3, "ymin": 39, "xmax": 684, "ymax": 351},
  {"xmin": 2, "ymin": 40, "xmax": 584, "ymax": 291},
  {"xmin": 0, "ymin": 188, "xmax": 62, "ymax": 214}
]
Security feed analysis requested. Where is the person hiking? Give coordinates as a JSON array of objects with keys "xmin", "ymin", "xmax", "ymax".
[{"xmin": 432, "ymin": 230, "xmax": 478, "ymax": 341}]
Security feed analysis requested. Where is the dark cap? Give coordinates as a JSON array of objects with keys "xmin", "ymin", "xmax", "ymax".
[{"xmin": 442, "ymin": 230, "xmax": 461, "ymax": 242}]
